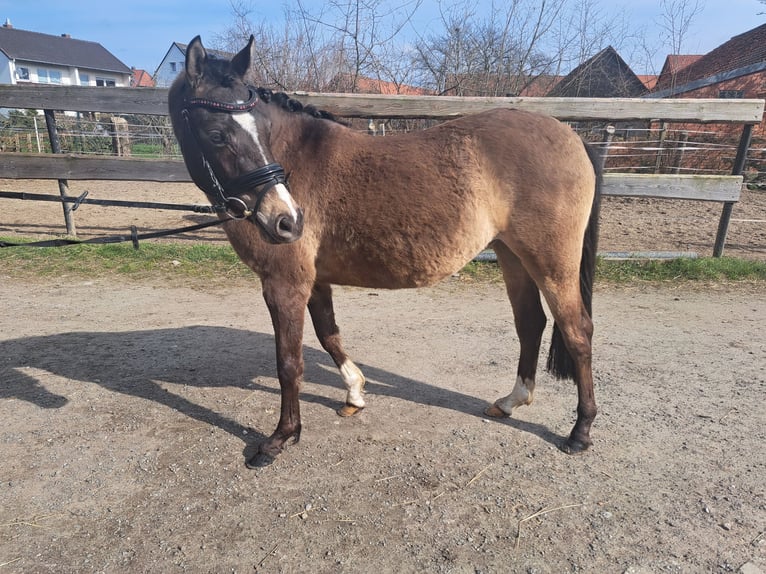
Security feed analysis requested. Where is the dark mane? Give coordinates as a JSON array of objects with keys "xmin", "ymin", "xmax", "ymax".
[{"xmin": 255, "ymin": 87, "xmax": 344, "ymax": 125}]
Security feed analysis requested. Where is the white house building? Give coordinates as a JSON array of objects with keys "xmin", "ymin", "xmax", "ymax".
[
  {"xmin": 154, "ymin": 42, "xmax": 233, "ymax": 87},
  {"xmin": 0, "ymin": 21, "xmax": 131, "ymax": 87}
]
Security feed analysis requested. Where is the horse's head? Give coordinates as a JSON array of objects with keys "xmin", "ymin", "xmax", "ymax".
[{"xmin": 168, "ymin": 36, "xmax": 303, "ymax": 244}]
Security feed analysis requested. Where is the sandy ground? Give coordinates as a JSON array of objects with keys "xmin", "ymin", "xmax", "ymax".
[
  {"xmin": 0, "ymin": 179, "xmax": 765, "ymax": 573},
  {"xmin": 0, "ymin": 279, "xmax": 764, "ymax": 573}
]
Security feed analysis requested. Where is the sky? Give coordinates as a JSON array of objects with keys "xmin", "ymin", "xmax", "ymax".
[{"xmin": 0, "ymin": 0, "xmax": 764, "ymax": 75}]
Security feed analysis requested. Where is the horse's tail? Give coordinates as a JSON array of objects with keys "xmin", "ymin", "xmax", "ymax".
[{"xmin": 546, "ymin": 141, "xmax": 602, "ymax": 379}]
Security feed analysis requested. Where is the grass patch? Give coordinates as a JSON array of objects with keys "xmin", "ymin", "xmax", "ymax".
[
  {"xmin": 1, "ymin": 238, "xmax": 765, "ymax": 285},
  {"xmin": 0, "ymin": 239, "xmax": 251, "ymax": 283},
  {"xmin": 596, "ymin": 256, "xmax": 766, "ymax": 283}
]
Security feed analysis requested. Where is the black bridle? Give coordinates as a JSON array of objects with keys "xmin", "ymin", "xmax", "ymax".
[{"xmin": 181, "ymin": 86, "xmax": 289, "ymax": 222}]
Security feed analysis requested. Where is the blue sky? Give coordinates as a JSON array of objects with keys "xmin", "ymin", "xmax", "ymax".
[{"xmin": 0, "ymin": 0, "xmax": 764, "ymax": 75}]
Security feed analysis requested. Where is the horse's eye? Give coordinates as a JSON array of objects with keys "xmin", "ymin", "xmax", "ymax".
[{"xmin": 208, "ymin": 130, "xmax": 226, "ymax": 145}]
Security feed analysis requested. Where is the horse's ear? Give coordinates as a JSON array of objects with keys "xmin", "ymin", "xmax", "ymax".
[
  {"xmin": 185, "ymin": 36, "xmax": 207, "ymax": 86},
  {"xmin": 231, "ymin": 35, "xmax": 256, "ymax": 81}
]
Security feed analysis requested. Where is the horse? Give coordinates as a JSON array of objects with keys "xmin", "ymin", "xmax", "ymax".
[{"xmin": 168, "ymin": 35, "xmax": 602, "ymax": 468}]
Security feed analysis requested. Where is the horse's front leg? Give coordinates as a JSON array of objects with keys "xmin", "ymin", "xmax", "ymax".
[{"xmin": 247, "ymin": 279, "xmax": 313, "ymax": 469}]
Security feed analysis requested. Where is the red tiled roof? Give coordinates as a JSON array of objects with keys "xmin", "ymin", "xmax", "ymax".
[
  {"xmin": 518, "ymin": 75, "xmax": 562, "ymax": 96},
  {"xmin": 352, "ymin": 76, "xmax": 432, "ymax": 96},
  {"xmin": 329, "ymin": 73, "xmax": 432, "ymax": 96},
  {"xmin": 636, "ymin": 75, "xmax": 658, "ymax": 91},
  {"xmin": 131, "ymin": 68, "xmax": 154, "ymax": 87},
  {"xmin": 654, "ymin": 55, "xmax": 704, "ymax": 91},
  {"xmin": 655, "ymin": 24, "xmax": 766, "ymax": 92},
  {"xmin": 665, "ymin": 55, "xmax": 703, "ymax": 75}
]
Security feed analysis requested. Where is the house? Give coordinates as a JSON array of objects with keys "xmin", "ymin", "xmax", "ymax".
[
  {"xmin": 637, "ymin": 74, "xmax": 659, "ymax": 92},
  {"xmin": 650, "ymin": 23, "xmax": 766, "ymax": 139},
  {"xmin": 327, "ymin": 73, "xmax": 432, "ymax": 95},
  {"xmin": 154, "ymin": 42, "xmax": 233, "ymax": 87},
  {"xmin": 519, "ymin": 74, "xmax": 563, "ymax": 97},
  {"xmin": 131, "ymin": 68, "xmax": 155, "ymax": 88},
  {"xmin": 546, "ymin": 46, "xmax": 648, "ymax": 98},
  {"xmin": 0, "ymin": 21, "xmax": 131, "ymax": 87},
  {"xmin": 653, "ymin": 54, "xmax": 703, "ymax": 93},
  {"xmin": 651, "ymin": 24, "xmax": 766, "ymax": 101}
]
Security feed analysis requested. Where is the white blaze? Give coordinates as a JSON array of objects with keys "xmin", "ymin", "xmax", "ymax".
[
  {"xmin": 232, "ymin": 113, "xmax": 299, "ymax": 221},
  {"xmin": 232, "ymin": 112, "xmax": 268, "ymax": 163}
]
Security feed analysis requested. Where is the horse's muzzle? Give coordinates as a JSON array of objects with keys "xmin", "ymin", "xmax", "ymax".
[{"xmin": 258, "ymin": 207, "xmax": 304, "ymax": 244}]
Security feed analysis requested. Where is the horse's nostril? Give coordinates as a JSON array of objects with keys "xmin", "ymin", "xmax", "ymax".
[{"xmin": 277, "ymin": 216, "xmax": 293, "ymax": 234}]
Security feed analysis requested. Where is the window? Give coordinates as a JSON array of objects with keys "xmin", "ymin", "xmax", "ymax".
[
  {"xmin": 80, "ymin": 73, "xmax": 90, "ymax": 86},
  {"xmin": 96, "ymin": 77, "xmax": 116, "ymax": 87},
  {"xmin": 16, "ymin": 66, "xmax": 30, "ymax": 81},
  {"xmin": 170, "ymin": 62, "xmax": 177, "ymax": 72},
  {"xmin": 38, "ymin": 68, "xmax": 62, "ymax": 84},
  {"xmin": 719, "ymin": 90, "xmax": 744, "ymax": 99}
]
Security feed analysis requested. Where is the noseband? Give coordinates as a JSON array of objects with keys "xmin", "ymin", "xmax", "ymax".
[{"xmin": 181, "ymin": 86, "xmax": 288, "ymax": 221}]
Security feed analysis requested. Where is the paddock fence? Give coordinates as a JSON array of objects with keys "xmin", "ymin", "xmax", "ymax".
[{"xmin": 0, "ymin": 85, "xmax": 763, "ymax": 256}]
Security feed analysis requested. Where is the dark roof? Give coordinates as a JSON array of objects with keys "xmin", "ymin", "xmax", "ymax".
[
  {"xmin": 653, "ymin": 24, "xmax": 766, "ymax": 94},
  {"xmin": 547, "ymin": 46, "xmax": 647, "ymax": 98},
  {"xmin": 0, "ymin": 25, "xmax": 130, "ymax": 74}
]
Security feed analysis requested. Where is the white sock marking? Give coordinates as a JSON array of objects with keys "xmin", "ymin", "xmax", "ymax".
[
  {"xmin": 495, "ymin": 375, "xmax": 535, "ymax": 414},
  {"xmin": 340, "ymin": 360, "xmax": 365, "ymax": 407}
]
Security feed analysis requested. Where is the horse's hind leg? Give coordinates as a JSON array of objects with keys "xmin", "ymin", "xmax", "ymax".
[
  {"xmin": 542, "ymin": 282, "xmax": 596, "ymax": 453},
  {"xmin": 485, "ymin": 241, "xmax": 547, "ymax": 418},
  {"xmin": 307, "ymin": 283, "xmax": 366, "ymax": 416}
]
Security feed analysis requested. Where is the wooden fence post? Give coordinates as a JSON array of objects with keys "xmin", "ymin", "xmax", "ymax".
[
  {"xmin": 713, "ymin": 123, "xmax": 753, "ymax": 257},
  {"xmin": 43, "ymin": 109, "xmax": 76, "ymax": 236}
]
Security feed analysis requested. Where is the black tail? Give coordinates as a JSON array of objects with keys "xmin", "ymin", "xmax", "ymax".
[{"xmin": 546, "ymin": 142, "xmax": 602, "ymax": 379}]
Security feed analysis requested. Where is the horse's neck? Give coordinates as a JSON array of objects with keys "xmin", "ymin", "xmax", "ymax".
[{"xmin": 274, "ymin": 111, "xmax": 350, "ymax": 162}]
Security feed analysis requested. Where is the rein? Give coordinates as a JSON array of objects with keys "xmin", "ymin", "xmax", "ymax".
[{"xmin": 181, "ymin": 85, "xmax": 289, "ymax": 222}]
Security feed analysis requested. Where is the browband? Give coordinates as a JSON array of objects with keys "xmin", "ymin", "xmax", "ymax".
[{"xmin": 185, "ymin": 86, "xmax": 259, "ymax": 113}]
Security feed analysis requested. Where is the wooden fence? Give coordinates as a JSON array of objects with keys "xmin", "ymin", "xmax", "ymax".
[{"xmin": 0, "ymin": 84, "xmax": 763, "ymax": 256}]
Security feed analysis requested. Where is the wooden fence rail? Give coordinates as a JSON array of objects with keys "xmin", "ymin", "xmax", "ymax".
[{"xmin": 0, "ymin": 84, "xmax": 763, "ymax": 256}]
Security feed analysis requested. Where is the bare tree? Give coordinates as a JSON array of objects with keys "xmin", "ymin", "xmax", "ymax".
[
  {"xmin": 293, "ymin": 0, "xmax": 422, "ymax": 92},
  {"xmin": 657, "ymin": 0, "xmax": 705, "ymax": 56},
  {"xmin": 413, "ymin": 0, "xmax": 627, "ymax": 97}
]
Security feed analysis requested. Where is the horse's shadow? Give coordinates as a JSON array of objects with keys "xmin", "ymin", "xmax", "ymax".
[{"xmin": 0, "ymin": 326, "xmax": 561, "ymax": 453}]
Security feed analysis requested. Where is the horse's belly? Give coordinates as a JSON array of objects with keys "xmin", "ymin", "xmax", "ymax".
[{"xmin": 316, "ymin": 235, "xmax": 489, "ymax": 288}]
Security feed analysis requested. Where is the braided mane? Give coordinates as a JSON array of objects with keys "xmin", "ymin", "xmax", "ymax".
[{"xmin": 255, "ymin": 87, "xmax": 343, "ymax": 125}]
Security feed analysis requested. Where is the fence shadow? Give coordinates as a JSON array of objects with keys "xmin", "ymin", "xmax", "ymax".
[{"xmin": 0, "ymin": 326, "xmax": 563, "ymax": 453}]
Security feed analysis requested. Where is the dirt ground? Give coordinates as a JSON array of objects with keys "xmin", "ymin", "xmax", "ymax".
[{"xmin": 0, "ymin": 180, "xmax": 765, "ymax": 573}]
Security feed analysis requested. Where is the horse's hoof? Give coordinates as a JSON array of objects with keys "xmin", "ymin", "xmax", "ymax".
[
  {"xmin": 337, "ymin": 404, "xmax": 363, "ymax": 417},
  {"xmin": 484, "ymin": 404, "xmax": 510, "ymax": 418},
  {"xmin": 246, "ymin": 452, "xmax": 276, "ymax": 469},
  {"xmin": 560, "ymin": 437, "xmax": 591, "ymax": 455}
]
